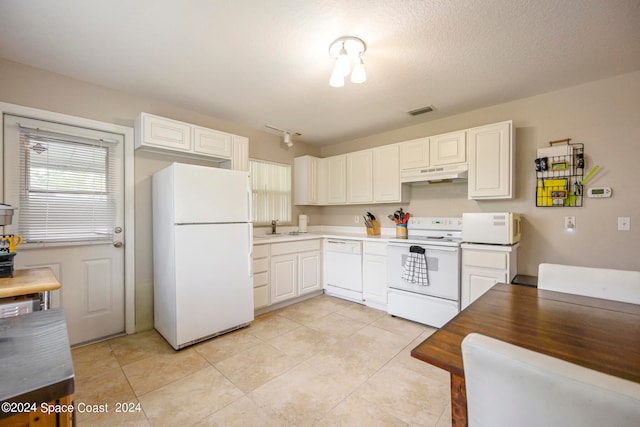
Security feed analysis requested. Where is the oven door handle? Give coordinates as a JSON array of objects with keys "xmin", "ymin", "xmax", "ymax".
[{"xmin": 387, "ymin": 242, "xmax": 458, "ymax": 252}]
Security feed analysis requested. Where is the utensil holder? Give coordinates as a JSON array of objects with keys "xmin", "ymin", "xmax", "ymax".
[
  {"xmin": 366, "ymin": 220, "xmax": 380, "ymax": 236},
  {"xmin": 396, "ymin": 223, "xmax": 408, "ymax": 239}
]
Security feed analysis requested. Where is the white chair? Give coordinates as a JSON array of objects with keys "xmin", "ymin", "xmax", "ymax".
[
  {"xmin": 461, "ymin": 333, "xmax": 640, "ymax": 427},
  {"xmin": 537, "ymin": 263, "xmax": 640, "ymax": 304}
]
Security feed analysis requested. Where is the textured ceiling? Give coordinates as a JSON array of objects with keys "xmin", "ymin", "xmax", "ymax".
[{"xmin": 1, "ymin": 0, "xmax": 639, "ymax": 146}]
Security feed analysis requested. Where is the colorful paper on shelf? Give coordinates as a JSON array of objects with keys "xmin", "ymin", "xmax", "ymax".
[{"xmin": 537, "ymin": 178, "xmax": 568, "ymax": 206}]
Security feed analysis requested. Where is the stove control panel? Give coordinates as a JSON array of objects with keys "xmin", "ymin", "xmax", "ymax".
[{"xmin": 408, "ymin": 217, "xmax": 463, "ymax": 230}]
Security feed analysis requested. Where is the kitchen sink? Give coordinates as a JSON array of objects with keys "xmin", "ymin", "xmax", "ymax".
[{"xmin": 254, "ymin": 231, "xmax": 304, "ymax": 239}]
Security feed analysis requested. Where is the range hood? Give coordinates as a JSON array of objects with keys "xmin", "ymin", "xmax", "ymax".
[{"xmin": 401, "ymin": 163, "xmax": 468, "ymax": 184}]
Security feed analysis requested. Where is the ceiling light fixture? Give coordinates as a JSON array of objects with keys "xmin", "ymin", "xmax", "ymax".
[
  {"xmin": 265, "ymin": 124, "xmax": 301, "ymax": 148},
  {"xmin": 328, "ymin": 36, "xmax": 367, "ymax": 87}
]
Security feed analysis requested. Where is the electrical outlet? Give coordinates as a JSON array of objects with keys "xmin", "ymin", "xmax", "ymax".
[
  {"xmin": 354, "ymin": 215, "xmax": 359, "ymax": 224},
  {"xmin": 618, "ymin": 217, "xmax": 630, "ymax": 231},
  {"xmin": 564, "ymin": 216, "xmax": 575, "ymax": 229}
]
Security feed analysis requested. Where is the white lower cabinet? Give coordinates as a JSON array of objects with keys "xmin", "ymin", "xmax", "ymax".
[
  {"xmin": 252, "ymin": 244, "xmax": 270, "ymax": 309},
  {"xmin": 269, "ymin": 239, "xmax": 322, "ymax": 305},
  {"xmin": 270, "ymin": 253, "xmax": 298, "ymax": 304},
  {"xmin": 362, "ymin": 241, "xmax": 388, "ymax": 309},
  {"xmin": 461, "ymin": 243, "xmax": 518, "ymax": 309}
]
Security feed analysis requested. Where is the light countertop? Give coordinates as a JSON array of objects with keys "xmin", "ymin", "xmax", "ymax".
[{"xmin": 253, "ymin": 227, "xmax": 397, "ymax": 245}]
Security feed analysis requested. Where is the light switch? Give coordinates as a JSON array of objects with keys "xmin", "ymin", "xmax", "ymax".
[{"xmin": 618, "ymin": 217, "xmax": 630, "ymax": 231}]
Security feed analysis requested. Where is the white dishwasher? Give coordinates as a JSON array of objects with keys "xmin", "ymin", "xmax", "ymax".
[{"xmin": 324, "ymin": 239, "xmax": 363, "ymax": 302}]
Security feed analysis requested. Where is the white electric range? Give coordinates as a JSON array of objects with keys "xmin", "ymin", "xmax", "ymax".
[{"xmin": 386, "ymin": 217, "xmax": 462, "ymax": 328}]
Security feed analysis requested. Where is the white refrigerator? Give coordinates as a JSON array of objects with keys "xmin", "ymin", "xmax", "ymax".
[{"xmin": 152, "ymin": 162, "xmax": 253, "ymax": 350}]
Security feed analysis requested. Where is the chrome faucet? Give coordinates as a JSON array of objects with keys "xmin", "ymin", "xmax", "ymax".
[{"xmin": 271, "ymin": 219, "xmax": 278, "ymax": 234}]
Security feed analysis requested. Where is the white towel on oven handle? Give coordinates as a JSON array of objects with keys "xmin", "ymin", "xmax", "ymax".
[{"xmin": 401, "ymin": 252, "xmax": 429, "ymax": 286}]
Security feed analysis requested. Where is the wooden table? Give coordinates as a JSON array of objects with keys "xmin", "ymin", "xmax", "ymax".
[
  {"xmin": 411, "ymin": 283, "xmax": 640, "ymax": 427},
  {"xmin": 0, "ymin": 267, "xmax": 61, "ymax": 309}
]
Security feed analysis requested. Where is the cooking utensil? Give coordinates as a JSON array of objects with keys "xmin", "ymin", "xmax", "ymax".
[
  {"xmin": 402, "ymin": 212, "xmax": 410, "ymax": 224},
  {"xmin": 366, "ymin": 212, "xmax": 376, "ymax": 220}
]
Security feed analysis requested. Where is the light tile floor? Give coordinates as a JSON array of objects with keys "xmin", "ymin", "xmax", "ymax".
[{"xmin": 72, "ymin": 295, "xmax": 452, "ymax": 426}]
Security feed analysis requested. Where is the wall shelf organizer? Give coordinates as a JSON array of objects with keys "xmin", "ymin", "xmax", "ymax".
[{"xmin": 535, "ymin": 139, "xmax": 584, "ymax": 207}]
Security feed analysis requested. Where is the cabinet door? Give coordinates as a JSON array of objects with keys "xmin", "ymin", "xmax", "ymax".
[
  {"xmin": 461, "ymin": 266, "xmax": 507, "ymax": 309},
  {"xmin": 399, "ymin": 137, "xmax": 430, "ymax": 170},
  {"xmin": 193, "ymin": 126, "xmax": 232, "ymax": 158},
  {"xmin": 299, "ymin": 251, "xmax": 322, "ymax": 295},
  {"xmin": 232, "ymin": 136, "xmax": 249, "ymax": 171},
  {"xmin": 363, "ymin": 253, "xmax": 387, "ymax": 305},
  {"xmin": 430, "ymin": 130, "xmax": 466, "ymax": 166},
  {"xmin": 294, "ymin": 156, "xmax": 319, "ymax": 205},
  {"xmin": 468, "ymin": 121, "xmax": 513, "ymax": 199},
  {"xmin": 326, "ymin": 155, "xmax": 347, "ymax": 204},
  {"xmin": 373, "ymin": 144, "xmax": 401, "ymax": 203},
  {"xmin": 142, "ymin": 114, "xmax": 192, "ymax": 151},
  {"xmin": 270, "ymin": 254, "xmax": 298, "ymax": 303},
  {"xmin": 347, "ymin": 150, "xmax": 373, "ymax": 203}
]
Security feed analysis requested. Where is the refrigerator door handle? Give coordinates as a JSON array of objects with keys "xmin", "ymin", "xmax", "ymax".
[
  {"xmin": 247, "ymin": 176, "xmax": 253, "ymax": 223},
  {"xmin": 248, "ymin": 223, "xmax": 253, "ymax": 277}
]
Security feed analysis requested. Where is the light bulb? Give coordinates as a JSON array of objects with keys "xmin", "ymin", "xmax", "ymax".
[
  {"xmin": 350, "ymin": 56, "xmax": 366, "ymax": 84},
  {"xmin": 336, "ymin": 44, "xmax": 351, "ymax": 76},
  {"xmin": 329, "ymin": 66, "xmax": 345, "ymax": 87}
]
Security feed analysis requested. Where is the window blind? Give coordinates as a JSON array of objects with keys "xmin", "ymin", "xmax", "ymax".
[
  {"xmin": 249, "ymin": 159, "xmax": 291, "ymax": 225},
  {"xmin": 17, "ymin": 126, "xmax": 118, "ymax": 245}
]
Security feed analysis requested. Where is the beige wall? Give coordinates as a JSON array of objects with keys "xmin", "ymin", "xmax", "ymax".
[
  {"xmin": 315, "ymin": 71, "xmax": 640, "ymax": 275},
  {"xmin": 0, "ymin": 58, "xmax": 319, "ymax": 331}
]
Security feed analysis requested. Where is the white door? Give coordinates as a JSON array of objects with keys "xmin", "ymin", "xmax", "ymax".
[{"xmin": 3, "ymin": 114, "xmax": 125, "ymax": 345}]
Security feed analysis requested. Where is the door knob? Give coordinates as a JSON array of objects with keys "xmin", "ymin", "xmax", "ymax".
[
  {"xmin": 113, "ymin": 241, "xmax": 123, "ymax": 248},
  {"xmin": 114, "ymin": 227, "xmax": 123, "ymax": 234}
]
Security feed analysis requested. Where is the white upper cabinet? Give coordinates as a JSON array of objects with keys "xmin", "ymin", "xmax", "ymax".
[
  {"xmin": 136, "ymin": 113, "xmax": 192, "ymax": 152},
  {"xmin": 399, "ymin": 137, "xmax": 430, "ymax": 170},
  {"xmin": 430, "ymin": 130, "xmax": 466, "ymax": 166},
  {"xmin": 347, "ymin": 150, "xmax": 374, "ymax": 203},
  {"xmin": 467, "ymin": 120, "xmax": 513, "ymax": 199},
  {"xmin": 231, "ymin": 135, "xmax": 249, "ymax": 171},
  {"xmin": 325, "ymin": 155, "xmax": 347, "ymax": 204},
  {"xmin": 135, "ymin": 112, "xmax": 249, "ymax": 166},
  {"xmin": 294, "ymin": 155, "xmax": 320, "ymax": 205},
  {"xmin": 373, "ymin": 144, "xmax": 403, "ymax": 203},
  {"xmin": 193, "ymin": 125, "xmax": 232, "ymax": 158}
]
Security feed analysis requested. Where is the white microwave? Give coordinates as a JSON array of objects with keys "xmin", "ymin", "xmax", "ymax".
[{"xmin": 462, "ymin": 212, "xmax": 522, "ymax": 245}]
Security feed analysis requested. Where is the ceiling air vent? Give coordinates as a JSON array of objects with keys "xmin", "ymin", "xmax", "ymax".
[{"xmin": 407, "ymin": 105, "xmax": 435, "ymax": 116}]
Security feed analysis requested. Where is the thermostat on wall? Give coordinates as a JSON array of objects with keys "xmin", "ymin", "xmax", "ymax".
[{"xmin": 587, "ymin": 187, "xmax": 612, "ymax": 198}]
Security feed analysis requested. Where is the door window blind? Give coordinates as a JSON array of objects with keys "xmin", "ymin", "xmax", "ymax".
[
  {"xmin": 17, "ymin": 126, "xmax": 118, "ymax": 244},
  {"xmin": 249, "ymin": 159, "xmax": 291, "ymax": 225}
]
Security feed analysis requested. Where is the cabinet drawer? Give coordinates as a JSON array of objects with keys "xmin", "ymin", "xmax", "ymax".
[
  {"xmin": 253, "ymin": 257, "xmax": 268, "ymax": 274},
  {"xmin": 253, "ymin": 244, "xmax": 269, "ymax": 258},
  {"xmin": 363, "ymin": 241, "xmax": 387, "ymax": 256},
  {"xmin": 254, "ymin": 285, "xmax": 269, "ymax": 309},
  {"xmin": 464, "ymin": 250, "xmax": 508, "ymax": 270},
  {"xmin": 253, "ymin": 271, "xmax": 268, "ymax": 287},
  {"xmin": 271, "ymin": 239, "xmax": 321, "ymax": 256}
]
